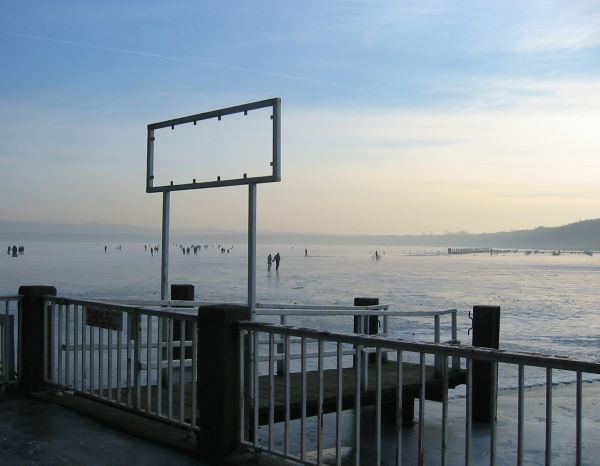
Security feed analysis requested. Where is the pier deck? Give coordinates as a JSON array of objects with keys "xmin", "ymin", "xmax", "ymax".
[
  {"xmin": 72, "ymin": 363, "xmax": 465, "ymax": 428},
  {"xmin": 256, "ymin": 362, "xmax": 466, "ymax": 425}
]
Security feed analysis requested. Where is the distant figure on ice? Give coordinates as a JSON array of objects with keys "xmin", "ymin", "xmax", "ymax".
[
  {"xmin": 104, "ymin": 245, "xmax": 107, "ymax": 253},
  {"xmin": 274, "ymin": 252, "xmax": 281, "ymax": 272},
  {"xmin": 267, "ymin": 253, "xmax": 272, "ymax": 271},
  {"xmin": 7, "ymin": 245, "xmax": 10, "ymax": 255},
  {"xmin": 305, "ymin": 248, "xmax": 308, "ymax": 256},
  {"xmin": 11, "ymin": 245, "xmax": 17, "ymax": 257},
  {"xmin": 374, "ymin": 250, "xmax": 381, "ymax": 261}
]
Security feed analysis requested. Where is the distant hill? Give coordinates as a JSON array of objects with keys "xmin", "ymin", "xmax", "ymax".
[
  {"xmin": 372, "ymin": 218, "xmax": 600, "ymax": 250},
  {"xmin": 1, "ymin": 218, "xmax": 599, "ymax": 250}
]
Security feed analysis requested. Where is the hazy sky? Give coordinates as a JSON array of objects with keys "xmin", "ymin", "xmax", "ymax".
[{"xmin": 1, "ymin": 1, "xmax": 600, "ymax": 235}]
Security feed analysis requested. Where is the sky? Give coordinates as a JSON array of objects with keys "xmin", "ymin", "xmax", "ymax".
[{"xmin": 1, "ymin": 0, "xmax": 600, "ymax": 235}]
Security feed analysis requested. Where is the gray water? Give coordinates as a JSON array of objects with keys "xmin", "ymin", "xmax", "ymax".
[{"xmin": 2, "ymin": 241, "xmax": 599, "ymax": 388}]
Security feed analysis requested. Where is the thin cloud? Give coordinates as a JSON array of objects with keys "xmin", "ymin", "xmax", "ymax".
[{"xmin": 2, "ymin": 31, "xmax": 340, "ymax": 87}]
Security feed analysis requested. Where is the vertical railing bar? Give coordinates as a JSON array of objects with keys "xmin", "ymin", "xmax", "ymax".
[
  {"xmin": 90, "ymin": 316, "xmax": 95, "ymax": 396},
  {"xmin": 545, "ymin": 367, "xmax": 552, "ymax": 466},
  {"xmin": 179, "ymin": 319, "xmax": 185, "ymax": 423},
  {"xmin": 576, "ymin": 371, "xmax": 582, "ymax": 466},
  {"xmin": 268, "ymin": 332, "xmax": 274, "ymax": 452},
  {"xmin": 167, "ymin": 318, "xmax": 173, "ymax": 420},
  {"xmin": 396, "ymin": 350, "xmax": 403, "ymax": 466},
  {"xmin": 99, "ymin": 327, "xmax": 104, "ymax": 398},
  {"xmin": 300, "ymin": 336, "xmax": 307, "ymax": 461},
  {"xmin": 383, "ymin": 313, "xmax": 389, "ymax": 337},
  {"xmin": 74, "ymin": 305, "xmax": 79, "ymax": 391},
  {"xmin": 451, "ymin": 311, "xmax": 459, "ymax": 369},
  {"xmin": 253, "ymin": 331, "xmax": 260, "ymax": 449},
  {"xmin": 490, "ymin": 361, "xmax": 497, "ymax": 466},
  {"xmin": 355, "ymin": 341, "xmax": 362, "ymax": 466},
  {"xmin": 82, "ymin": 306, "xmax": 87, "ymax": 392},
  {"xmin": 418, "ymin": 352, "xmax": 425, "ymax": 466},
  {"xmin": 191, "ymin": 321, "xmax": 198, "ymax": 427},
  {"xmin": 192, "ymin": 319, "xmax": 198, "ymax": 426},
  {"xmin": 43, "ymin": 299, "xmax": 49, "ymax": 382},
  {"xmin": 147, "ymin": 315, "xmax": 152, "ymax": 412},
  {"xmin": 157, "ymin": 316, "xmax": 163, "ymax": 416},
  {"xmin": 117, "ymin": 319, "xmax": 122, "ymax": 403},
  {"xmin": 50, "ymin": 301, "xmax": 56, "ymax": 384},
  {"xmin": 465, "ymin": 358, "xmax": 473, "ymax": 466},
  {"xmin": 442, "ymin": 354, "xmax": 448, "ymax": 466},
  {"xmin": 65, "ymin": 304, "xmax": 70, "ymax": 387},
  {"xmin": 57, "ymin": 303, "xmax": 63, "ymax": 386},
  {"xmin": 17, "ymin": 299, "xmax": 23, "ymax": 383},
  {"xmin": 239, "ymin": 330, "xmax": 246, "ymax": 443},
  {"xmin": 359, "ymin": 318, "xmax": 368, "ymax": 391},
  {"xmin": 317, "ymin": 339, "xmax": 324, "ymax": 466},
  {"xmin": 517, "ymin": 364, "xmax": 524, "ymax": 466},
  {"xmin": 134, "ymin": 313, "xmax": 142, "ymax": 409},
  {"xmin": 284, "ymin": 334, "xmax": 290, "ymax": 456},
  {"xmin": 376, "ymin": 347, "xmax": 382, "ymax": 466},
  {"xmin": 107, "ymin": 328, "xmax": 113, "ymax": 401},
  {"xmin": 276, "ymin": 315, "xmax": 286, "ymax": 375},
  {"xmin": 126, "ymin": 313, "xmax": 131, "ymax": 406},
  {"xmin": 336, "ymin": 342, "xmax": 343, "ymax": 466},
  {"xmin": 2, "ymin": 300, "xmax": 7, "ymax": 383}
]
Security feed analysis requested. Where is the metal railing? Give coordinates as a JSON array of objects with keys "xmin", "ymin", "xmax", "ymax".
[
  {"xmin": 239, "ymin": 321, "xmax": 600, "ymax": 466},
  {"xmin": 43, "ymin": 297, "xmax": 198, "ymax": 431},
  {"xmin": 97, "ymin": 298, "xmax": 457, "ymax": 345},
  {"xmin": 0, "ymin": 295, "xmax": 21, "ymax": 385}
]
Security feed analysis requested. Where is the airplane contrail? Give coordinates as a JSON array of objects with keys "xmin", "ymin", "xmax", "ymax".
[{"xmin": 3, "ymin": 31, "xmax": 340, "ymax": 86}]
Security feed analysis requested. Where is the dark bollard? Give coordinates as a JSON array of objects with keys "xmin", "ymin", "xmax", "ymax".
[
  {"xmin": 471, "ymin": 305, "xmax": 501, "ymax": 423},
  {"xmin": 354, "ymin": 297, "xmax": 379, "ymax": 364},
  {"xmin": 197, "ymin": 304, "xmax": 251, "ymax": 456},
  {"xmin": 171, "ymin": 284, "xmax": 194, "ymax": 359},
  {"xmin": 18, "ymin": 285, "xmax": 57, "ymax": 392}
]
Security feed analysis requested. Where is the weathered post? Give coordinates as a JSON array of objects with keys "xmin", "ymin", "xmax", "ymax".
[
  {"xmin": 471, "ymin": 305, "xmax": 501, "ymax": 423},
  {"xmin": 354, "ymin": 297, "xmax": 379, "ymax": 364},
  {"xmin": 171, "ymin": 284, "xmax": 194, "ymax": 359},
  {"xmin": 197, "ymin": 304, "xmax": 251, "ymax": 456},
  {"xmin": 18, "ymin": 286, "xmax": 56, "ymax": 392}
]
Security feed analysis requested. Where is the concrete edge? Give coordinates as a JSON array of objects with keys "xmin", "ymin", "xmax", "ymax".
[{"xmin": 27, "ymin": 390, "xmax": 287, "ymax": 466}]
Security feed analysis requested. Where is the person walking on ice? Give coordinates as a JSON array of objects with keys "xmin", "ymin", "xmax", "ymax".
[
  {"xmin": 274, "ymin": 252, "xmax": 281, "ymax": 272},
  {"xmin": 267, "ymin": 253, "xmax": 272, "ymax": 271}
]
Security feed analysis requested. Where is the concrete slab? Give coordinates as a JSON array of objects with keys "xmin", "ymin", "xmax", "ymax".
[{"xmin": 0, "ymin": 397, "xmax": 207, "ymax": 466}]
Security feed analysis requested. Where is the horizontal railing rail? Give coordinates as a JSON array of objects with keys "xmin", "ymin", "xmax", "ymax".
[
  {"xmin": 75, "ymin": 297, "xmax": 457, "ymax": 344},
  {"xmin": 239, "ymin": 321, "xmax": 600, "ymax": 466},
  {"xmin": 0, "ymin": 295, "xmax": 21, "ymax": 385},
  {"xmin": 43, "ymin": 296, "xmax": 198, "ymax": 431}
]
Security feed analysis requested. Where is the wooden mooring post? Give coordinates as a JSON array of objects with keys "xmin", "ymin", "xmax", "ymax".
[
  {"xmin": 18, "ymin": 285, "xmax": 56, "ymax": 392},
  {"xmin": 171, "ymin": 284, "xmax": 194, "ymax": 359},
  {"xmin": 471, "ymin": 305, "xmax": 501, "ymax": 423},
  {"xmin": 353, "ymin": 297, "xmax": 380, "ymax": 365}
]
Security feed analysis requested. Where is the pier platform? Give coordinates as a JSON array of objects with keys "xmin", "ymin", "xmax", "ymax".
[{"xmin": 256, "ymin": 363, "xmax": 466, "ymax": 425}]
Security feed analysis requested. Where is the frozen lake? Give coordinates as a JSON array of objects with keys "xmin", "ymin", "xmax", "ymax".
[{"xmin": 2, "ymin": 240, "xmax": 599, "ymax": 388}]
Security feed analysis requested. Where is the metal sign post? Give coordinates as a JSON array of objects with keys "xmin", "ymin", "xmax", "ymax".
[
  {"xmin": 248, "ymin": 184, "xmax": 257, "ymax": 318},
  {"xmin": 160, "ymin": 191, "xmax": 170, "ymax": 300}
]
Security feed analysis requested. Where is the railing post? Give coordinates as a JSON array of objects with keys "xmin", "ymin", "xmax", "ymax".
[
  {"xmin": 18, "ymin": 286, "xmax": 56, "ymax": 392},
  {"xmin": 471, "ymin": 305, "xmax": 500, "ymax": 423},
  {"xmin": 197, "ymin": 304, "xmax": 251, "ymax": 457}
]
